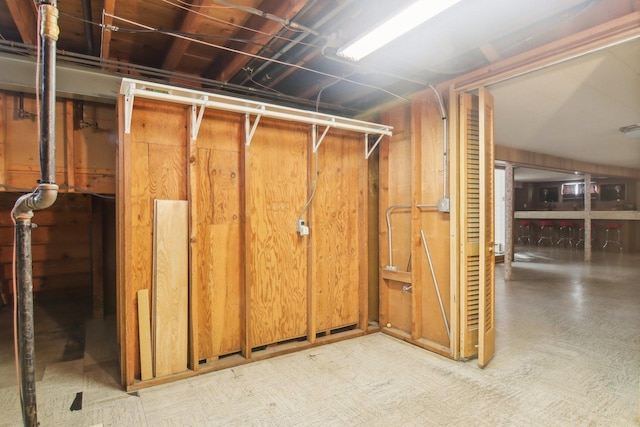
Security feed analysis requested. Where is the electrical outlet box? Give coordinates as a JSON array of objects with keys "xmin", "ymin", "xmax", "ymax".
[
  {"xmin": 437, "ymin": 197, "xmax": 450, "ymax": 213},
  {"xmin": 296, "ymin": 219, "xmax": 309, "ymax": 236}
]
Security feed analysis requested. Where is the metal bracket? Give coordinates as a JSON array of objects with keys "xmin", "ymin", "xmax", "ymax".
[
  {"xmin": 191, "ymin": 96, "xmax": 208, "ymax": 141},
  {"xmin": 365, "ymin": 133, "xmax": 385, "ymax": 159},
  {"xmin": 312, "ymin": 121, "xmax": 333, "ymax": 153},
  {"xmin": 245, "ymin": 107, "xmax": 264, "ymax": 146},
  {"xmin": 123, "ymin": 82, "xmax": 135, "ymax": 134}
]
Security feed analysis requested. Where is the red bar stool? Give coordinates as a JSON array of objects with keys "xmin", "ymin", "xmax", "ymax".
[
  {"xmin": 556, "ymin": 221, "xmax": 575, "ymax": 247},
  {"xmin": 575, "ymin": 221, "xmax": 596, "ymax": 248},
  {"xmin": 537, "ymin": 220, "xmax": 555, "ymax": 246},
  {"xmin": 517, "ymin": 220, "xmax": 533, "ymax": 245},
  {"xmin": 602, "ymin": 222, "xmax": 622, "ymax": 251}
]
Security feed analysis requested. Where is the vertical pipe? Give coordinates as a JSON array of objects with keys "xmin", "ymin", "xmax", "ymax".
[
  {"xmin": 39, "ymin": 0, "xmax": 58, "ymax": 185},
  {"xmin": 13, "ymin": 3, "xmax": 59, "ymax": 426},
  {"xmin": 16, "ymin": 219, "xmax": 37, "ymax": 426},
  {"xmin": 81, "ymin": 0, "xmax": 94, "ymax": 55}
]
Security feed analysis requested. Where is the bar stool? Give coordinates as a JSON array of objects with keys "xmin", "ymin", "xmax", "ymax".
[
  {"xmin": 556, "ymin": 221, "xmax": 575, "ymax": 247},
  {"xmin": 575, "ymin": 221, "xmax": 592, "ymax": 248},
  {"xmin": 602, "ymin": 222, "xmax": 622, "ymax": 251},
  {"xmin": 516, "ymin": 220, "xmax": 533, "ymax": 245},
  {"xmin": 537, "ymin": 220, "xmax": 555, "ymax": 246}
]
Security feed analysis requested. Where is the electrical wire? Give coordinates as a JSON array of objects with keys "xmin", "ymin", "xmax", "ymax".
[
  {"xmin": 159, "ymin": 0, "xmax": 321, "ymax": 49},
  {"xmin": 59, "ymin": 11, "xmax": 278, "ymax": 46},
  {"xmin": 105, "ymin": 13, "xmax": 407, "ymax": 102},
  {"xmin": 298, "ymin": 137, "xmax": 319, "ymax": 224}
]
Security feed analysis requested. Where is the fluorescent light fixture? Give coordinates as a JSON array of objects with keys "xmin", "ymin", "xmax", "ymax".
[{"xmin": 337, "ymin": 0, "xmax": 462, "ymax": 61}]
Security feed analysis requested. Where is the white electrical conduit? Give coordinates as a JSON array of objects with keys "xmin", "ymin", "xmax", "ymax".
[
  {"xmin": 384, "ymin": 205, "xmax": 411, "ymax": 270},
  {"xmin": 420, "ymin": 229, "xmax": 451, "ymax": 340},
  {"xmin": 427, "ymin": 84, "xmax": 448, "ymax": 200}
]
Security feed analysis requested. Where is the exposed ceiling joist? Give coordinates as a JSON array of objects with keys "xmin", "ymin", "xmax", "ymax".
[
  {"xmin": 479, "ymin": 43, "xmax": 502, "ymax": 64},
  {"xmin": 6, "ymin": 0, "xmax": 37, "ymax": 45},
  {"xmin": 161, "ymin": 0, "xmax": 208, "ymax": 71},
  {"xmin": 100, "ymin": 0, "xmax": 116, "ymax": 62},
  {"xmin": 204, "ymin": 0, "xmax": 308, "ymax": 82}
]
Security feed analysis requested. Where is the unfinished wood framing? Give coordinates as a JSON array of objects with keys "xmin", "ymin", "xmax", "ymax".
[
  {"xmin": 117, "ymin": 94, "xmax": 378, "ymax": 389},
  {"xmin": 378, "ymin": 90, "xmax": 453, "ymax": 357}
]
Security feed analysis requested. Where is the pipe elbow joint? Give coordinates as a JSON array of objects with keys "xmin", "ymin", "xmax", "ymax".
[{"xmin": 12, "ymin": 184, "xmax": 59, "ymax": 221}]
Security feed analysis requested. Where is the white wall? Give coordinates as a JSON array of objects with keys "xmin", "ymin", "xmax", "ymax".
[{"xmin": 494, "ymin": 168, "xmax": 506, "ymax": 255}]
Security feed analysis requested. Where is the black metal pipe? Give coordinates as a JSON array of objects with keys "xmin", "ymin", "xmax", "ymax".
[
  {"xmin": 15, "ymin": 219, "xmax": 37, "ymax": 426},
  {"xmin": 81, "ymin": 0, "xmax": 94, "ymax": 55},
  {"xmin": 14, "ymin": 2, "xmax": 59, "ymax": 426},
  {"xmin": 39, "ymin": 0, "xmax": 58, "ymax": 185}
]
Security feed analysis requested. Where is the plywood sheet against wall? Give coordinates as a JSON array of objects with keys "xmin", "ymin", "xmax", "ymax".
[
  {"xmin": 122, "ymin": 99, "xmax": 187, "ymax": 381},
  {"xmin": 153, "ymin": 199, "xmax": 188, "ymax": 377},
  {"xmin": 248, "ymin": 120, "xmax": 308, "ymax": 348},
  {"xmin": 415, "ymin": 94, "xmax": 452, "ymax": 347},
  {"xmin": 195, "ymin": 144, "xmax": 242, "ymax": 360},
  {"xmin": 313, "ymin": 132, "xmax": 360, "ymax": 332}
]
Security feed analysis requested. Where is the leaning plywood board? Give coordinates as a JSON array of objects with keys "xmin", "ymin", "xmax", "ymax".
[
  {"xmin": 152, "ymin": 199, "xmax": 189, "ymax": 377},
  {"xmin": 137, "ymin": 289, "xmax": 153, "ymax": 381}
]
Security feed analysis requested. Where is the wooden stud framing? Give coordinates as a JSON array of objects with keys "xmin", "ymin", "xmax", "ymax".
[
  {"xmin": 65, "ymin": 100, "xmax": 75, "ymax": 191},
  {"xmin": 187, "ymin": 107, "xmax": 200, "ymax": 371},
  {"xmin": 0, "ymin": 93, "xmax": 6, "ymax": 189},
  {"xmin": 410, "ymin": 98, "xmax": 424, "ymax": 341}
]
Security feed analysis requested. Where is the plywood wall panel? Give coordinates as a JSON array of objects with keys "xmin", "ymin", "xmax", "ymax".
[
  {"xmin": 248, "ymin": 120, "xmax": 308, "ymax": 348},
  {"xmin": 131, "ymin": 142, "xmax": 151, "ymax": 226},
  {"xmin": 313, "ymin": 132, "xmax": 360, "ymax": 332},
  {"xmin": 195, "ymin": 147, "xmax": 242, "ymax": 360},
  {"xmin": 121, "ymin": 99, "xmax": 188, "ymax": 383},
  {"xmin": 1, "ymin": 92, "xmax": 116, "ymax": 194},
  {"xmin": 148, "ymin": 144, "xmax": 187, "ymax": 200},
  {"xmin": 196, "ymin": 110, "xmax": 242, "ymax": 152},
  {"xmin": 415, "ymin": 95, "xmax": 452, "ymax": 347}
]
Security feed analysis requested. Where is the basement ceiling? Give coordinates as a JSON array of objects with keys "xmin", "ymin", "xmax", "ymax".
[{"xmin": 0, "ymin": 0, "xmax": 639, "ymax": 170}]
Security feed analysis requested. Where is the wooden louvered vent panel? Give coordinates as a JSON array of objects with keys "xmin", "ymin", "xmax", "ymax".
[{"xmin": 459, "ymin": 93, "xmax": 481, "ymax": 359}]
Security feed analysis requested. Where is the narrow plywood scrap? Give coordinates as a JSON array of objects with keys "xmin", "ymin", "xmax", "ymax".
[
  {"xmin": 153, "ymin": 199, "xmax": 189, "ymax": 377},
  {"xmin": 137, "ymin": 289, "xmax": 153, "ymax": 381}
]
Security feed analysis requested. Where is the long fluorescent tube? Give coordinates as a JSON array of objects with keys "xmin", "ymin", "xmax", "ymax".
[{"xmin": 337, "ymin": 0, "xmax": 462, "ymax": 61}]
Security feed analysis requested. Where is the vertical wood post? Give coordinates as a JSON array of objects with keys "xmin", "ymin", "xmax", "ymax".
[
  {"xmin": 584, "ymin": 173, "xmax": 592, "ymax": 263},
  {"xmin": 504, "ymin": 163, "xmax": 514, "ymax": 280},
  {"xmin": 65, "ymin": 100, "xmax": 75, "ymax": 191}
]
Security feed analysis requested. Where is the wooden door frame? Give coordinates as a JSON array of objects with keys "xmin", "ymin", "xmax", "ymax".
[{"xmin": 439, "ymin": 13, "xmax": 640, "ymax": 361}]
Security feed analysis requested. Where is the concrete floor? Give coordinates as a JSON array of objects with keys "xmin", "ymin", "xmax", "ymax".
[{"xmin": 0, "ymin": 246, "xmax": 639, "ymax": 426}]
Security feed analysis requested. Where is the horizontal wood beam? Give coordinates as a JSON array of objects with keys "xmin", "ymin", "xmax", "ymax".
[
  {"xmin": 448, "ymin": 11, "xmax": 640, "ymax": 92},
  {"xmin": 161, "ymin": 0, "xmax": 208, "ymax": 72},
  {"xmin": 101, "ymin": 0, "xmax": 116, "ymax": 61},
  {"xmin": 204, "ymin": 0, "xmax": 307, "ymax": 82},
  {"xmin": 6, "ymin": 0, "xmax": 37, "ymax": 46},
  {"xmin": 495, "ymin": 145, "xmax": 640, "ymax": 179}
]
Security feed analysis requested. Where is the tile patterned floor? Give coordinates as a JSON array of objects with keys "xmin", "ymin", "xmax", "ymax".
[{"xmin": 1, "ymin": 246, "xmax": 639, "ymax": 426}]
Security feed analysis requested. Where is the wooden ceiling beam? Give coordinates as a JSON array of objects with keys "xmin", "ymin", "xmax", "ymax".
[
  {"xmin": 101, "ymin": 0, "xmax": 116, "ymax": 61},
  {"xmin": 162, "ymin": 0, "xmax": 209, "ymax": 71},
  {"xmin": 204, "ymin": 0, "xmax": 308, "ymax": 83},
  {"xmin": 479, "ymin": 43, "xmax": 502, "ymax": 64},
  {"xmin": 6, "ymin": 0, "xmax": 37, "ymax": 45}
]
